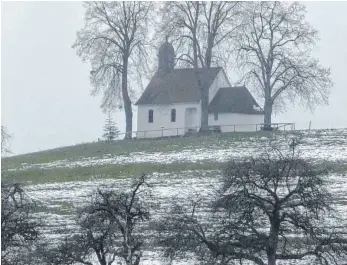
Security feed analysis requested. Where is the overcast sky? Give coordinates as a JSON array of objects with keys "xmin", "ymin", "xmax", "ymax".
[{"xmin": 2, "ymin": 1, "xmax": 347, "ymax": 155}]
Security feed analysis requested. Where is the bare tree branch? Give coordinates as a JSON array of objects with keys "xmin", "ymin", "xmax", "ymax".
[
  {"xmin": 156, "ymin": 1, "xmax": 243, "ymax": 130},
  {"xmin": 235, "ymin": 2, "xmax": 332, "ymax": 129},
  {"xmin": 40, "ymin": 175, "xmax": 150, "ymax": 265},
  {"xmin": 158, "ymin": 146, "xmax": 347, "ymax": 265},
  {"xmin": 1, "ymin": 126, "xmax": 12, "ymax": 156},
  {"xmin": 73, "ymin": 1, "xmax": 154, "ymax": 138}
]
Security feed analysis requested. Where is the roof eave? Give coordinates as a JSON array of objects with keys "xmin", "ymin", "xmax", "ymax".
[{"xmin": 208, "ymin": 109, "xmax": 265, "ymax": 115}]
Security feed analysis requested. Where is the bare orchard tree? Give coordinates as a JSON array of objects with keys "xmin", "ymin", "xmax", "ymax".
[
  {"xmin": 158, "ymin": 1, "xmax": 242, "ymax": 131},
  {"xmin": 73, "ymin": 2, "xmax": 153, "ymax": 138},
  {"xmin": 1, "ymin": 125, "xmax": 12, "ymax": 156},
  {"xmin": 41, "ymin": 175, "xmax": 151, "ymax": 265},
  {"xmin": 235, "ymin": 2, "xmax": 332, "ymax": 130},
  {"xmin": 158, "ymin": 148, "xmax": 347, "ymax": 265},
  {"xmin": 1, "ymin": 182, "xmax": 41, "ymax": 265}
]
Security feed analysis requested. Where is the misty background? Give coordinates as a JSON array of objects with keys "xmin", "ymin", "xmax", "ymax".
[{"xmin": 2, "ymin": 1, "xmax": 347, "ymax": 155}]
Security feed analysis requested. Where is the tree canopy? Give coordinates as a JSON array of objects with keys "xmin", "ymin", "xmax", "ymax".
[
  {"xmin": 158, "ymin": 147, "xmax": 347, "ymax": 265},
  {"xmin": 235, "ymin": 2, "xmax": 332, "ymax": 128},
  {"xmin": 73, "ymin": 1, "xmax": 154, "ymax": 138}
]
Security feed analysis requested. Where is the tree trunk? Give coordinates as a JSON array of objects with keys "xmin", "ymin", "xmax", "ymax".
[
  {"xmin": 267, "ymin": 215, "xmax": 280, "ymax": 265},
  {"xmin": 95, "ymin": 252, "xmax": 107, "ymax": 265},
  {"xmin": 199, "ymin": 36, "xmax": 213, "ymax": 133},
  {"xmin": 195, "ymin": 71, "xmax": 209, "ymax": 132},
  {"xmin": 192, "ymin": 33, "xmax": 199, "ymax": 69},
  {"xmin": 263, "ymin": 99, "xmax": 273, "ymax": 131},
  {"xmin": 205, "ymin": 34, "xmax": 213, "ymax": 69},
  {"xmin": 267, "ymin": 255, "xmax": 276, "ymax": 265},
  {"xmin": 191, "ymin": 32, "xmax": 210, "ymax": 133},
  {"xmin": 122, "ymin": 54, "xmax": 133, "ymax": 139},
  {"xmin": 200, "ymin": 91, "xmax": 209, "ymax": 132}
]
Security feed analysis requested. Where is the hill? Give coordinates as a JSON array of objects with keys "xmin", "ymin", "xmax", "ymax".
[
  {"xmin": 2, "ymin": 128, "xmax": 347, "ymax": 264},
  {"xmin": 2, "ymin": 128, "xmax": 347, "ymax": 184}
]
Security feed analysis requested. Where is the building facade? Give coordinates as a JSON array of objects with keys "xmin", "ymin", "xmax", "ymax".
[{"xmin": 135, "ymin": 40, "xmax": 264, "ymax": 138}]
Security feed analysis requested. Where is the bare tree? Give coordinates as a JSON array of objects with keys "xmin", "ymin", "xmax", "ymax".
[
  {"xmin": 235, "ymin": 2, "xmax": 332, "ymax": 130},
  {"xmin": 1, "ymin": 182, "xmax": 41, "ymax": 265},
  {"xmin": 1, "ymin": 126, "xmax": 12, "ymax": 156},
  {"xmin": 159, "ymin": 1, "xmax": 242, "ymax": 131},
  {"xmin": 158, "ymin": 148, "xmax": 347, "ymax": 265},
  {"xmin": 41, "ymin": 175, "xmax": 150, "ymax": 265},
  {"xmin": 73, "ymin": 2, "xmax": 153, "ymax": 138}
]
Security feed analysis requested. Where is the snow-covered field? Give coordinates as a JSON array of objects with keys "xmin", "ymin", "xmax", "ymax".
[
  {"xmin": 9, "ymin": 129, "xmax": 347, "ymax": 171},
  {"xmin": 8, "ymin": 129, "xmax": 347, "ymax": 264},
  {"xmin": 27, "ymin": 170, "xmax": 347, "ymax": 264},
  {"xmin": 28, "ymin": 170, "xmax": 220, "ymax": 241}
]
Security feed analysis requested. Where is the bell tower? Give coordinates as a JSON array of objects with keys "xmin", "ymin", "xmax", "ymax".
[{"xmin": 158, "ymin": 36, "xmax": 175, "ymax": 74}]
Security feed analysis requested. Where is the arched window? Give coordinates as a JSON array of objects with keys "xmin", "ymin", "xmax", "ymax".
[
  {"xmin": 148, "ymin": 109, "xmax": 153, "ymax": 123},
  {"xmin": 214, "ymin": 112, "xmax": 218, "ymax": 121},
  {"xmin": 171, "ymin": 109, "xmax": 176, "ymax": 122}
]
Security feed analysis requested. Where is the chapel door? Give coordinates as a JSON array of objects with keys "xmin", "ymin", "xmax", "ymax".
[{"xmin": 185, "ymin": 107, "xmax": 198, "ymax": 133}]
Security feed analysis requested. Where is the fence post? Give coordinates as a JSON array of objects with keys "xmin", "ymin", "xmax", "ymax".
[
  {"xmin": 256, "ymin": 124, "xmax": 258, "ymax": 132},
  {"xmin": 234, "ymin": 125, "xmax": 236, "ymax": 132},
  {"xmin": 309, "ymin": 121, "xmax": 311, "ymax": 130}
]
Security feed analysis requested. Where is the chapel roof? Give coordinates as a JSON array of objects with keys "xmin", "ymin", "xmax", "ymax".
[
  {"xmin": 135, "ymin": 67, "xmax": 222, "ymax": 105},
  {"xmin": 208, "ymin": 86, "xmax": 263, "ymax": 115}
]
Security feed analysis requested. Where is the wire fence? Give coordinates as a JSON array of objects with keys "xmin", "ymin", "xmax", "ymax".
[
  {"xmin": 112, "ymin": 123, "xmax": 295, "ymax": 140},
  {"xmin": 287, "ymin": 120, "xmax": 347, "ymax": 131}
]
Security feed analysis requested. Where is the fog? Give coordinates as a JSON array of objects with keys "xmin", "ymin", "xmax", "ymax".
[{"xmin": 2, "ymin": 1, "xmax": 347, "ymax": 155}]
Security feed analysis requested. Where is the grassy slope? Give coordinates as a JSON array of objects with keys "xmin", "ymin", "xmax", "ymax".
[
  {"xmin": 2, "ymin": 161, "xmax": 224, "ymax": 185},
  {"xmin": 2, "ymin": 131, "xmax": 287, "ymax": 168},
  {"xmin": 1, "ymin": 131, "xmax": 278, "ymax": 184},
  {"xmin": 2, "ymin": 130, "xmax": 346, "ymax": 185}
]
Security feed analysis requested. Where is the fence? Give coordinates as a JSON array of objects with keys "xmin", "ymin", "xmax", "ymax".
[{"xmin": 113, "ymin": 122, "xmax": 295, "ymax": 140}]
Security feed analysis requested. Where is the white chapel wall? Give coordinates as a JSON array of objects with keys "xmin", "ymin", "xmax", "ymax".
[
  {"xmin": 136, "ymin": 103, "xmax": 202, "ymax": 138},
  {"xmin": 208, "ymin": 113, "xmax": 264, "ymax": 132}
]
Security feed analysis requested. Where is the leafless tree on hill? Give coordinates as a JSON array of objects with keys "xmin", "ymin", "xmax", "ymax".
[
  {"xmin": 40, "ymin": 175, "xmax": 151, "ymax": 265},
  {"xmin": 1, "ymin": 125, "xmax": 12, "ymax": 156},
  {"xmin": 73, "ymin": 2, "xmax": 154, "ymax": 139},
  {"xmin": 235, "ymin": 2, "xmax": 333, "ymax": 130},
  {"xmin": 157, "ymin": 147, "xmax": 347, "ymax": 265},
  {"xmin": 158, "ymin": 1, "xmax": 243, "ymax": 131},
  {"xmin": 1, "ymin": 182, "xmax": 41, "ymax": 265}
]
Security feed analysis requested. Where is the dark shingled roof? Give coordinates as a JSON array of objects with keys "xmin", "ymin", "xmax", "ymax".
[
  {"xmin": 208, "ymin": 86, "xmax": 263, "ymax": 115},
  {"xmin": 135, "ymin": 67, "xmax": 222, "ymax": 105}
]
